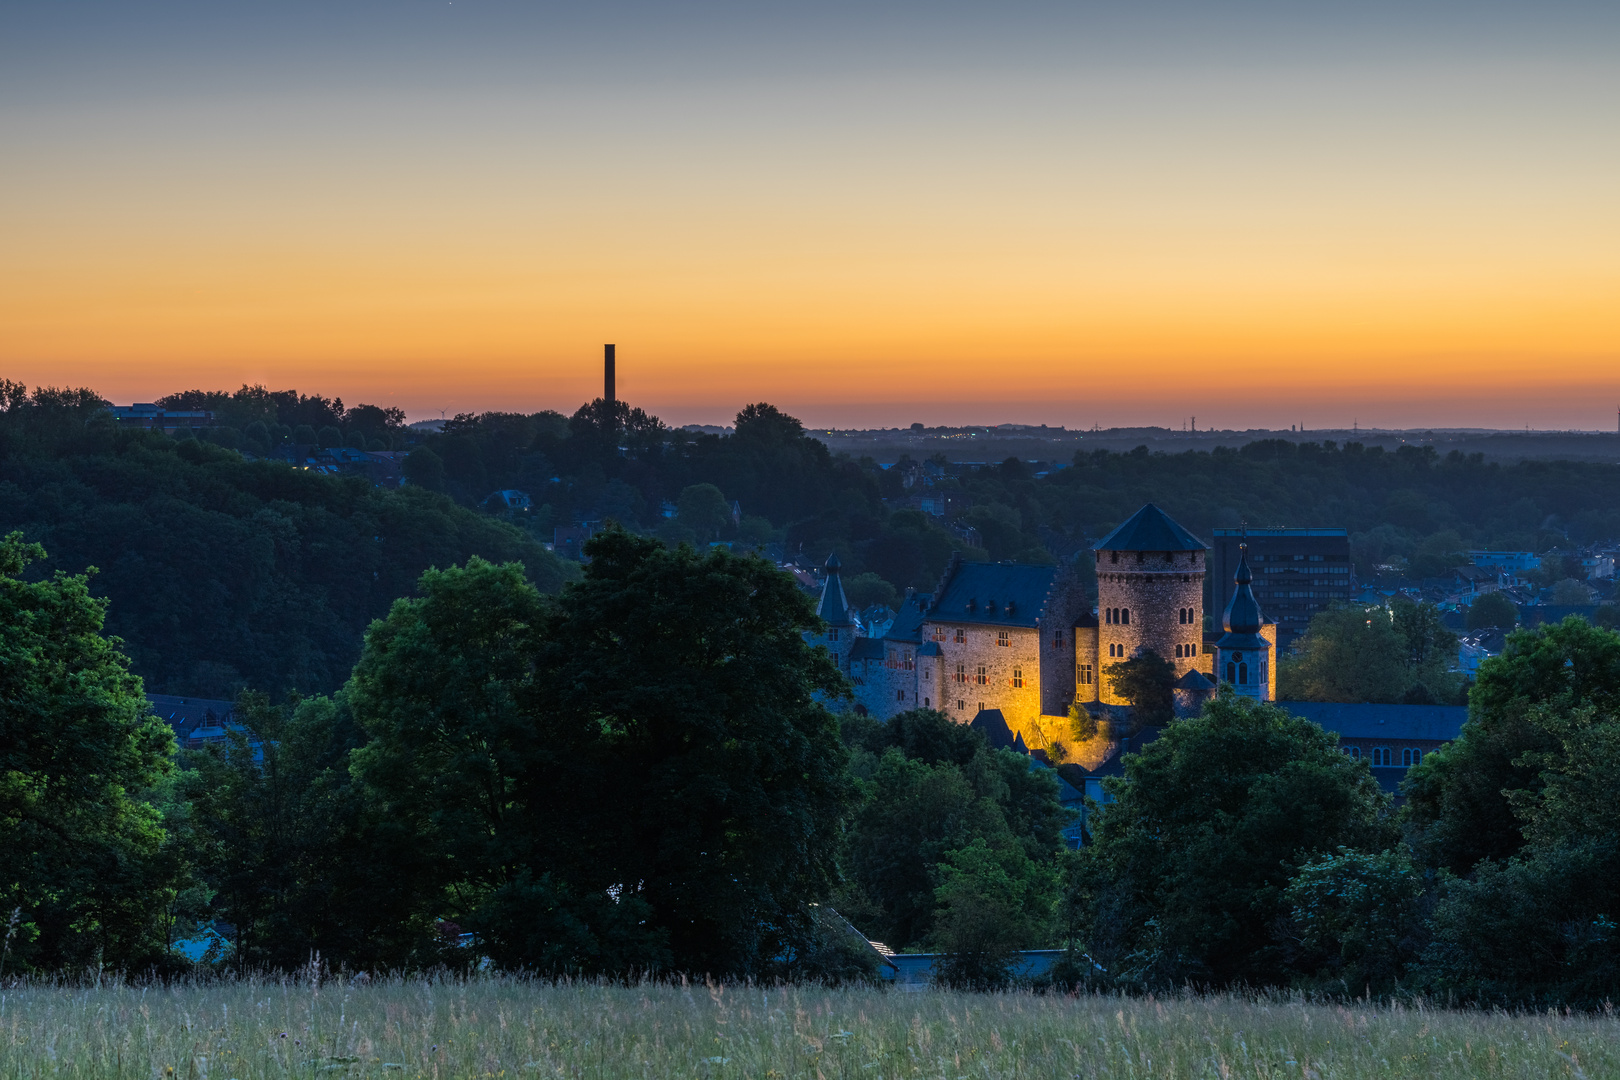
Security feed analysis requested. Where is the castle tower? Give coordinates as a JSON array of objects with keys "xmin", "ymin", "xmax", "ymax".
[
  {"xmin": 1089, "ymin": 504, "xmax": 1209, "ymax": 706},
  {"xmin": 1214, "ymin": 541, "xmax": 1274, "ymax": 700},
  {"xmin": 813, "ymin": 552, "xmax": 855, "ymax": 676}
]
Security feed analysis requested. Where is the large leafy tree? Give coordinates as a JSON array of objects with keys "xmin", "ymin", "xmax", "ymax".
[
  {"xmin": 347, "ymin": 529, "xmax": 853, "ymax": 977},
  {"xmin": 1066, "ymin": 692, "xmax": 1392, "ymax": 988},
  {"xmin": 0, "ymin": 533, "xmax": 182, "ymax": 971},
  {"xmin": 1404, "ymin": 617, "xmax": 1620, "ymax": 874}
]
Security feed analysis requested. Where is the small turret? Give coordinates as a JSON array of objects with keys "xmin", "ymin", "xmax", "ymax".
[{"xmin": 817, "ymin": 553, "xmax": 853, "ymax": 628}]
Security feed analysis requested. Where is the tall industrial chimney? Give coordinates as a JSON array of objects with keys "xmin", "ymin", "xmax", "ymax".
[{"xmin": 604, "ymin": 344, "xmax": 616, "ymax": 403}]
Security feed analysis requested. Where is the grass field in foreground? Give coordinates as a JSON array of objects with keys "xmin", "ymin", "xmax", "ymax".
[{"xmin": 0, "ymin": 977, "xmax": 1612, "ymax": 1079}]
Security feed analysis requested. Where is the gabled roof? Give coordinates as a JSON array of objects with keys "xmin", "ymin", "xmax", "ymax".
[
  {"xmin": 1093, "ymin": 504, "xmax": 1207, "ymax": 553},
  {"xmin": 929, "ymin": 561, "xmax": 1057, "ymax": 628},
  {"xmin": 1279, "ymin": 701, "xmax": 1467, "ymax": 742}
]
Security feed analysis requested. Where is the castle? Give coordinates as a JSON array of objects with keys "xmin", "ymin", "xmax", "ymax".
[{"xmin": 812, "ymin": 504, "xmax": 1276, "ymax": 751}]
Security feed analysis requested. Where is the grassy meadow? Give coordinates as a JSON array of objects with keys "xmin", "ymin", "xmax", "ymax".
[{"xmin": 0, "ymin": 976, "xmax": 1612, "ymax": 1080}]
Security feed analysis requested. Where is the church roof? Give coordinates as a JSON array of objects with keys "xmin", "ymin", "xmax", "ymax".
[
  {"xmin": 816, "ymin": 553, "xmax": 852, "ymax": 626},
  {"xmin": 1174, "ymin": 669, "xmax": 1216, "ymax": 690},
  {"xmin": 1093, "ymin": 504, "xmax": 1207, "ymax": 553},
  {"xmin": 929, "ymin": 561, "xmax": 1057, "ymax": 628}
]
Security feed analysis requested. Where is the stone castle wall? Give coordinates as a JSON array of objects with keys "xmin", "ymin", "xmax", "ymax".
[
  {"xmin": 1095, "ymin": 549, "xmax": 1207, "ymax": 705},
  {"xmin": 924, "ymin": 620, "xmax": 1044, "ymax": 733}
]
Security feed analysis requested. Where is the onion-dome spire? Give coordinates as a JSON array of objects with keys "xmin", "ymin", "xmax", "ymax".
[{"xmin": 1219, "ymin": 534, "xmax": 1265, "ymax": 644}]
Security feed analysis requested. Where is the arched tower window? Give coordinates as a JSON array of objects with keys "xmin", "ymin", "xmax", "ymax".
[
  {"xmin": 1238, "ymin": 661, "xmax": 1248, "ymax": 684},
  {"xmin": 1225, "ymin": 661, "xmax": 1236, "ymax": 683},
  {"xmin": 1121, "ymin": 608, "xmax": 1130, "ymax": 625}
]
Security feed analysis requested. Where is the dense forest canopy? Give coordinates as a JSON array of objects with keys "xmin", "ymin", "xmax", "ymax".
[
  {"xmin": 7, "ymin": 378, "xmax": 1620, "ymax": 697},
  {"xmin": 0, "ymin": 382, "xmax": 569, "ymax": 698}
]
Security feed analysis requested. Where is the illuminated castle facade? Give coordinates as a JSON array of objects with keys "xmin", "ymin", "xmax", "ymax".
[{"xmin": 811, "ymin": 503, "xmax": 1275, "ymax": 750}]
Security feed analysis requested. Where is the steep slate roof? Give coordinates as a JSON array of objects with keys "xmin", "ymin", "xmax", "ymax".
[
  {"xmin": 1174, "ymin": 669, "xmax": 1216, "ymax": 690},
  {"xmin": 885, "ymin": 594, "xmax": 930, "ymax": 643},
  {"xmin": 970, "ymin": 708, "xmax": 1019, "ymax": 750},
  {"xmin": 817, "ymin": 553, "xmax": 853, "ymax": 626},
  {"xmin": 1092, "ymin": 504, "xmax": 1207, "ymax": 553},
  {"xmin": 1279, "ymin": 702, "xmax": 1468, "ymax": 742},
  {"xmin": 929, "ymin": 561, "xmax": 1057, "ymax": 629}
]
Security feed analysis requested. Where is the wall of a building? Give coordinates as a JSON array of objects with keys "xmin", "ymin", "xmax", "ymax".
[
  {"xmin": 926, "ymin": 620, "xmax": 1044, "ymax": 734},
  {"xmin": 1095, "ymin": 550, "xmax": 1206, "ymax": 705}
]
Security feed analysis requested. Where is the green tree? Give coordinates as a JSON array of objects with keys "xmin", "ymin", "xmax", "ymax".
[
  {"xmin": 1281, "ymin": 848, "xmax": 1423, "ymax": 995},
  {"xmin": 1066, "ymin": 693, "xmax": 1392, "ymax": 987},
  {"xmin": 348, "ymin": 530, "xmax": 852, "ymax": 977},
  {"xmin": 843, "ymin": 571, "xmax": 899, "ymax": 611},
  {"xmin": 0, "ymin": 533, "xmax": 182, "ymax": 971},
  {"xmin": 1404, "ymin": 617, "xmax": 1620, "ymax": 874},
  {"xmin": 1103, "ymin": 650, "xmax": 1177, "ymax": 728},
  {"xmin": 676, "ymin": 482, "xmax": 731, "ymax": 541},
  {"xmin": 1466, "ymin": 591, "xmax": 1518, "ymax": 630},
  {"xmin": 1278, "ymin": 606, "xmax": 1409, "ymax": 703},
  {"xmin": 930, "ymin": 838, "xmax": 1057, "ymax": 989},
  {"xmin": 1551, "ymin": 578, "xmax": 1595, "ymax": 605},
  {"xmin": 182, "ymin": 692, "xmax": 432, "ymax": 970},
  {"xmin": 403, "ymin": 445, "xmax": 446, "ymax": 492}
]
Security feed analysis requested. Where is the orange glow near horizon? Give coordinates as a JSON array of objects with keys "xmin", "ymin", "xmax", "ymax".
[{"xmin": 3, "ymin": 8, "xmax": 1618, "ymax": 430}]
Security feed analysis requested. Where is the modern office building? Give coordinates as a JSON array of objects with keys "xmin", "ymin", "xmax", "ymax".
[{"xmin": 1210, "ymin": 528, "xmax": 1353, "ymax": 653}]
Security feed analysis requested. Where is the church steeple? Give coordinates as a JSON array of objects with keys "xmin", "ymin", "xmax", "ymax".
[
  {"xmin": 1222, "ymin": 540, "xmax": 1263, "ymax": 636},
  {"xmin": 1214, "ymin": 532, "xmax": 1274, "ymax": 700}
]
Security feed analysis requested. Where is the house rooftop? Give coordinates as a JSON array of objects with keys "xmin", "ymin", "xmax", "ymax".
[{"xmin": 1279, "ymin": 701, "xmax": 1467, "ymax": 742}]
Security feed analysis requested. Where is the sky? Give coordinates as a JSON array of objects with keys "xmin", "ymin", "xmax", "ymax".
[{"xmin": 2, "ymin": 1, "xmax": 1618, "ymax": 430}]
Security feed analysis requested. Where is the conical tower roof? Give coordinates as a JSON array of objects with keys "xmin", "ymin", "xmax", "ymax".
[
  {"xmin": 817, "ymin": 552, "xmax": 852, "ymax": 626},
  {"xmin": 1093, "ymin": 504, "xmax": 1207, "ymax": 552}
]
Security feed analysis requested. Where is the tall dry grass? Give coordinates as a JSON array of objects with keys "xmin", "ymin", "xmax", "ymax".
[{"xmin": 0, "ymin": 973, "xmax": 1613, "ymax": 1079}]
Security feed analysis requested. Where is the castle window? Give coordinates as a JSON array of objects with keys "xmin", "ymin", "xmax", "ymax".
[
  {"xmin": 831, "ymin": 653, "xmax": 838, "ymax": 666},
  {"xmin": 1054, "ymin": 630, "xmax": 1064, "ymax": 648},
  {"xmin": 1402, "ymin": 747, "xmax": 1422, "ymax": 766},
  {"xmin": 933, "ymin": 626, "xmax": 946, "ymax": 641},
  {"xmin": 1012, "ymin": 667, "xmax": 1023, "ymax": 688},
  {"xmin": 897, "ymin": 690, "xmax": 905, "ymax": 702},
  {"xmin": 1110, "ymin": 551, "xmax": 1119, "ymax": 564},
  {"xmin": 904, "ymin": 650, "xmax": 914, "ymax": 670},
  {"xmin": 997, "ymin": 630, "xmax": 1009, "ymax": 647},
  {"xmin": 1346, "ymin": 745, "xmax": 1361, "ymax": 758},
  {"xmin": 1120, "ymin": 608, "xmax": 1129, "ymax": 625},
  {"xmin": 957, "ymin": 699, "xmax": 965, "ymax": 710},
  {"xmin": 924, "ymin": 697, "xmax": 930, "ymax": 707},
  {"xmin": 1238, "ymin": 661, "xmax": 1248, "ymax": 684},
  {"xmin": 829, "ymin": 628, "xmax": 839, "ymax": 641},
  {"xmin": 1078, "ymin": 663, "xmax": 1092, "ymax": 685},
  {"xmin": 1225, "ymin": 661, "xmax": 1235, "ymax": 683},
  {"xmin": 1174, "ymin": 644, "xmax": 1183, "ymax": 658},
  {"xmin": 1372, "ymin": 747, "xmax": 1391, "ymax": 766},
  {"xmin": 954, "ymin": 662, "xmax": 966, "ymax": 684},
  {"xmin": 976, "ymin": 665, "xmax": 987, "ymax": 684},
  {"xmin": 955, "ymin": 628, "xmax": 965, "ymax": 643}
]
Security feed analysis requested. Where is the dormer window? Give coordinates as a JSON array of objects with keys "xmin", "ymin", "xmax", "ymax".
[{"xmin": 1006, "ymin": 600, "xmax": 1016, "ymax": 615}]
